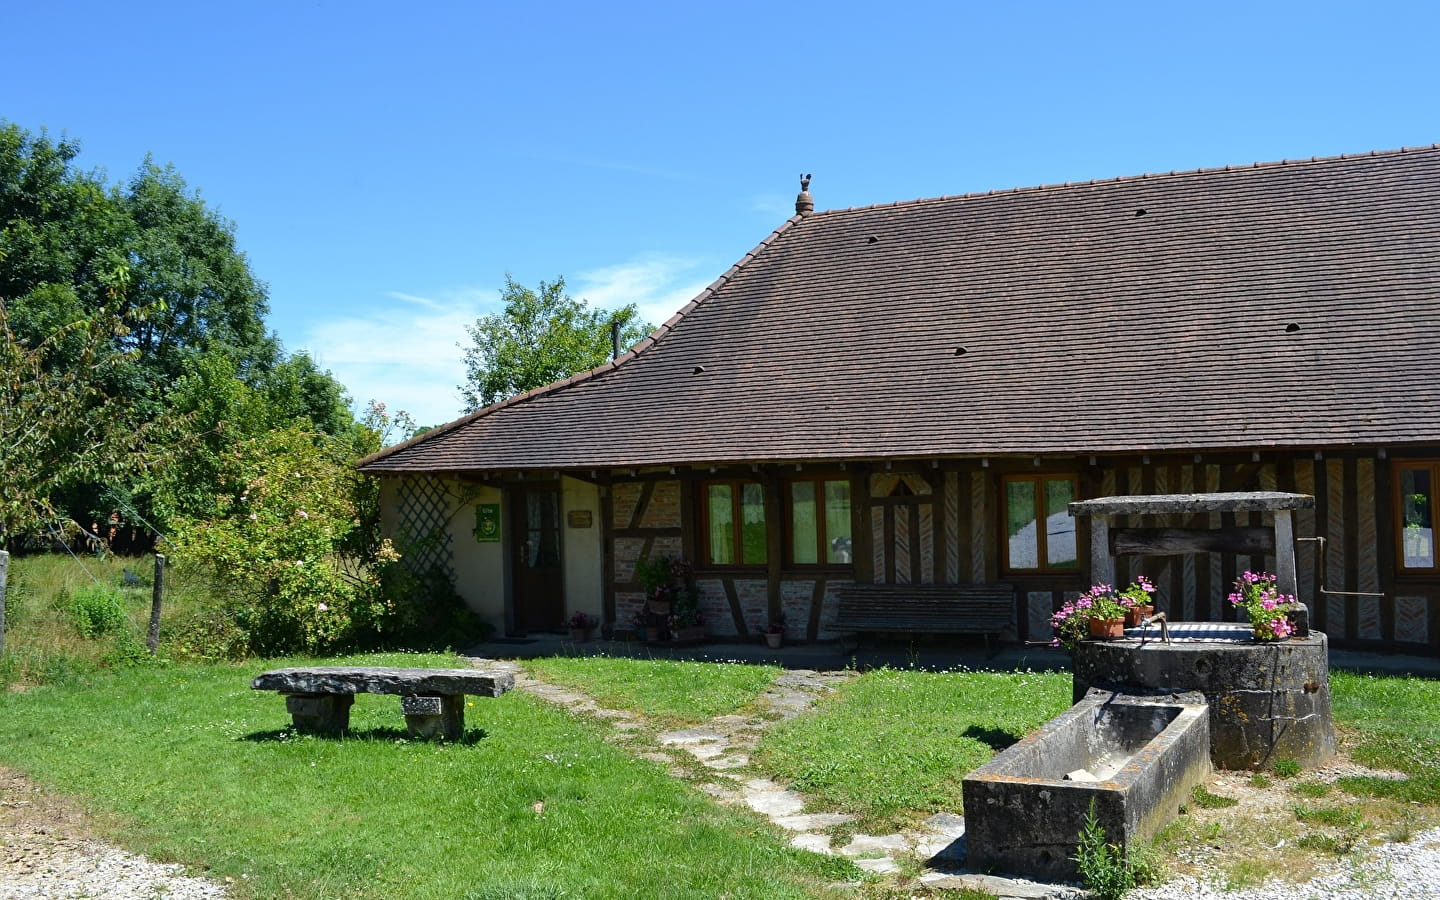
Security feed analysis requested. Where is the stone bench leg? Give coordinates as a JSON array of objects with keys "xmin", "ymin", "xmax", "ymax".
[
  {"xmin": 402, "ymin": 694, "xmax": 464, "ymax": 741},
  {"xmin": 284, "ymin": 693, "xmax": 354, "ymax": 735}
]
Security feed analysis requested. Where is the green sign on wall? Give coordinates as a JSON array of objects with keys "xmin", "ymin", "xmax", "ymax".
[{"xmin": 474, "ymin": 504, "xmax": 501, "ymax": 542}]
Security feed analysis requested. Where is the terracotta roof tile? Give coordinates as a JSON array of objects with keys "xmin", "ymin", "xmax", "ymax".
[{"xmin": 361, "ymin": 147, "xmax": 1440, "ymax": 473}]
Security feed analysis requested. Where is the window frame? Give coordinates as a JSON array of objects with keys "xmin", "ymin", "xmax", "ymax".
[
  {"xmin": 783, "ymin": 474, "xmax": 854, "ymax": 567},
  {"xmin": 1001, "ymin": 472, "xmax": 1080, "ymax": 574},
  {"xmin": 1394, "ymin": 460, "xmax": 1440, "ymax": 575},
  {"xmin": 699, "ymin": 479, "xmax": 768, "ymax": 568}
]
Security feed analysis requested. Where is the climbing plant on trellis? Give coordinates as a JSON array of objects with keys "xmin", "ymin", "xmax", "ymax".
[{"xmin": 395, "ymin": 476, "xmax": 456, "ymax": 580}]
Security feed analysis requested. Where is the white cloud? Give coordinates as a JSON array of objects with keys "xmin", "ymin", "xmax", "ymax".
[
  {"xmin": 302, "ymin": 256, "xmax": 716, "ymax": 434},
  {"xmin": 573, "ymin": 256, "xmax": 712, "ymax": 328}
]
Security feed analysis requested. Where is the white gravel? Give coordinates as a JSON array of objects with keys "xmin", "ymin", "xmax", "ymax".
[
  {"xmin": 0, "ymin": 834, "xmax": 228, "ymax": 900},
  {"xmin": 1129, "ymin": 826, "xmax": 1440, "ymax": 900}
]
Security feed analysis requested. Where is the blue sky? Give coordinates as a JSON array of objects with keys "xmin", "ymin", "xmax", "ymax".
[{"xmin": 6, "ymin": 1, "xmax": 1439, "ymax": 428}]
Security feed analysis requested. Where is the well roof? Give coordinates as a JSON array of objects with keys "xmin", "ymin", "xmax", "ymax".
[{"xmin": 361, "ymin": 146, "xmax": 1440, "ymax": 474}]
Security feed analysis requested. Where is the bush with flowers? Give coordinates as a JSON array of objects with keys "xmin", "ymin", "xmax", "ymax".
[
  {"xmin": 1229, "ymin": 571, "xmax": 1296, "ymax": 641},
  {"xmin": 1050, "ymin": 581, "xmax": 1145, "ymax": 650},
  {"xmin": 1117, "ymin": 575, "xmax": 1157, "ymax": 613},
  {"xmin": 567, "ymin": 610, "xmax": 599, "ymax": 630},
  {"xmin": 633, "ymin": 554, "xmax": 699, "ymax": 636}
]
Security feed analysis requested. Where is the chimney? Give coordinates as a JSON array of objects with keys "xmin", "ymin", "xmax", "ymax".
[{"xmin": 795, "ymin": 173, "xmax": 814, "ymax": 216}]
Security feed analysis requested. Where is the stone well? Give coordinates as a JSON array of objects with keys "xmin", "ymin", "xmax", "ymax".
[{"xmin": 1073, "ymin": 622, "xmax": 1335, "ymax": 769}]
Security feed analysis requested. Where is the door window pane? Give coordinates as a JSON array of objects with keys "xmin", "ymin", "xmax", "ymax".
[
  {"xmin": 1044, "ymin": 477, "xmax": 1077, "ymax": 568},
  {"xmin": 742, "ymin": 483, "xmax": 767, "ymax": 565},
  {"xmin": 708, "ymin": 484, "xmax": 734, "ymax": 565},
  {"xmin": 1401, "ymin": 468, "xmax": 1435, "ymax": 570},
  {"xmin": 1006, "ymin": 480, "xmax": 1039, "ymax": 569},
  {"xmin": 791, "ymin": 481, "xmax": 818, "ymax": 564},
  {"xmin": 825, "ymin": 480, "xmax": 852, "ymax": 563}
]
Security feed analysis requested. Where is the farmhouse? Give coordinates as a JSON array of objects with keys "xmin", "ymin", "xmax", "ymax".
[{"xmin": 360, "ymin": 148, "xmax": 1440, "ymax": 655}]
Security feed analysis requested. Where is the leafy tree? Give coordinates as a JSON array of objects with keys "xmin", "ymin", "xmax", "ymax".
[
  {"xmin": 459, "ymin": 275, "xmax": 652, "ymax": 411},
  {"xmin": 0, "ymin": 298, "xmax": 152, "ymax": 545}
]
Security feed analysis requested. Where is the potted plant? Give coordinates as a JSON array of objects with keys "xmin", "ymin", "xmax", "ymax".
[
  {"xmin": 764, "ymin": 616, "xmax": 785, "ymax": 649},
  {"xmin": 1050, "ymin": 583, "xmax": 1131, "ymax": 649},
  {"xmin": 1118, "ymin": 575, "xmax": 1158, "ymax": 626},
  {"xmin": 668, "ymin": 588, "xmax": 705, "ymax": 643},
  {"xmin": 1229, "ymin": 571, "xmax": 1297, "ymax": 642},
  {"xmin": 567, "ymin": 610, "xmax": 598, "ymax": 642}
]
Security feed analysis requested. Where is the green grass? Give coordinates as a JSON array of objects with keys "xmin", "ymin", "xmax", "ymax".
[
  {"xmin": 524, "ymin": 656, "xmax": 781, "ymax": 724},
  {"xmin": 1331, "ymin": 670, "xmax": 1440, "ymax": 806},
  {"xmin": 752, "ymin": 667, "xmax": 1070, "ymax": 829},
  {"xmin": 1190, "ymin": 784, "xmax": 1238, "ymax": 809},
  {"xmin": 1, "ymin": 553, "xmax": 234, "ymax": 685},
  {"xmin": 0, "ymin": 651, "xmax": 853, "ymax": 899}
]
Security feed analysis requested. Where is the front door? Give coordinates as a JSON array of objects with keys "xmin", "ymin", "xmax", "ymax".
[{"xmin": 512, "ymin": 484, "xmax": 564, "ymax": 632}]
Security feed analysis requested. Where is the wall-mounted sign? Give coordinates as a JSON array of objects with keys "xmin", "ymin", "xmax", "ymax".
[
  {"xmin": 474, "ymin": 504, "xmax": 501, "ymax": 542},
  {"xmin": 567, "ymin": 509, "xmax": 594, "ymax": 529}
]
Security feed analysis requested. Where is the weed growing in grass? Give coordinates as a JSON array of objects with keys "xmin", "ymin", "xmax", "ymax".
[
  {"xmin": 1190, "ymin": 783, "xmax": 1238, "ymax": 809},
  {"xmin": 68, "ymin": 585, "xmax": 128, "ymax": 638},
  {"xmin": 1294, "ymin": 804, "xmax": 1362, "ymax": 827},
  {"xmin": 1073, "ymin": 800, "xmax": 1135, "ymax": 900},
  {"xmin": 1225, "ymin": 858, "xmax": 1271, "ymax": 889},
  {"xmin": 1384, "ymin": 814, "xmax": 1417, "ymax": 843},
  {"xmin": 1249, "ymin": 772, "xmax": 1272, "ymax": 789},
  {"xmin": 1272, "ymin": 758, "xmax": 1302, "ymax": 779},
  {"xmin": 1291, "ymin": 780, "xmax": 1331, "ymax": 799}
]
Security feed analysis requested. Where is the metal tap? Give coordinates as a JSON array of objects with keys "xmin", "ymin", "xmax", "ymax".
[{"xmin": 1142, "ymin": 611, "xmax": 1171, "ymax": 644}]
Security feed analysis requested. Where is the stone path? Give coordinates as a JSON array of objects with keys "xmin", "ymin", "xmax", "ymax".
[{"xmin": 466, "ymin": 658, "xmax": 1078, "ymax": 899}]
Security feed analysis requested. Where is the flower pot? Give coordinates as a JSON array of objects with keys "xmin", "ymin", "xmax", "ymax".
[
  {"xmin": 1124, "ymin": 605, "xmax": 1155, "ymax": 627},
  {"xmin": 569, "ymin": 627, "xmax": 593, "ymax": 643},
  {"xmin": 672, "ymin": 625, "xmax": 706, "ymax": 643},
  {"xmin": 1088, "ymin": 617, "xmax": 1125, "ymax": 640},
  {"xmin": 643, "ymin": 626, "xmax": 662, "ymax": 642},
  {"xmin": 764, "ymin": 632, "xmax": 783, "ymax": 649}
]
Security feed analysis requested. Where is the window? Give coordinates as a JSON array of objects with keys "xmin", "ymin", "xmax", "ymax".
[
  {"xmin": 1003, "ymin": 474, "xmax": 1078, "ymax": 572},
  {"xmin": 788, "ymin": 477, "xmax": 852, "ymax": 565},
  {"xmin": 1397, "ymin": 462, "xmax": 1438, "ymax": 572},
  {"xmin": 704, "ymin": 481, "xmax": 767, "ymax": 565}
]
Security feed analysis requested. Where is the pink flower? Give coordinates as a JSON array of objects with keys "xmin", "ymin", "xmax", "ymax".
[{"xmin": 317, "ymin": 602, "xmax": 328, "ymax": 612}]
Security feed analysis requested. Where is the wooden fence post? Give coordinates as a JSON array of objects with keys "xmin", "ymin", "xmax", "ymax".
[
  {"xmin": 0, "ymin": 550, "xmax": 8, "ymax": 657},
  {"xmin": 147, "ymin": 553, "xmax": 166, "ymax": 653}
]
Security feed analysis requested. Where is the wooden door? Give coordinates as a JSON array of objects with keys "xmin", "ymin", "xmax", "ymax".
[{"xmin": 512, "ymin": 484, "xmax": 564, "ymax": 632}]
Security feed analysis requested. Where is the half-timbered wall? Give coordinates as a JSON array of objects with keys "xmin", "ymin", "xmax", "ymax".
[{"xmin": 584, "ymin": 449, "xmax": 1439, "ymax": 653}]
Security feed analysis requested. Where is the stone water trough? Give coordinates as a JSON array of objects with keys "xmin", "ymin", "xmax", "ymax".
[
  {"xmin": 962, "ymin": 491, "xmax": 1337, "ymax": 881},
  {"xmin": 962, "ymin": 689, "xmax": 1211, "ymax": 881}
]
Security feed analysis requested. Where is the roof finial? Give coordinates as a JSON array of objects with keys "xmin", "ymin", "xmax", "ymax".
[{"xmin": 795, "ymin": 173, "xmax": 814, "ymax": 216}]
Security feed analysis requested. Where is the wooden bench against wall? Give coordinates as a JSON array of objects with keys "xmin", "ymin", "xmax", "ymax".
[
  {"xmin": 251, "ymin": 666, "xmax": 514, "ymax": 740},
  {"xmin": 834, "ymin": 584, "xmax": 1016, "ymax": 655}
]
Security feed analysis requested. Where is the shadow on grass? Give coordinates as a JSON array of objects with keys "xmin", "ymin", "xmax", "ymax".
[
  {"xmin": 239, "ymin": 726, "xmax": 491, "ymax": 745},
  {"xmin": 961, "ymin": 724, "xmax": 1022, "ymax": 752}
]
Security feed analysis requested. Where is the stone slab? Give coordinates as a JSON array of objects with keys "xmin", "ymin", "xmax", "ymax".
[
  {"xmin": 252, "ymin": 666, "xmax": 513, "ymax": 697},
  {"xmin": 1068, "ymin": 491, "xmax": 1314, "ymax": 516}
]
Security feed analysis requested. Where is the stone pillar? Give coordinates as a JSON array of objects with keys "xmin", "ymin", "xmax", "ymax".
[
  {"xmin": 1090, "ymin": 515, "xmax": 1113, "ymax": 586},
  {"xmin": 285, "ymin": 693, "xmax": 354, "ymax": 735},
  {"xmin": 402, "ymin": 694, "xmax": 465, "ymax": 741}
]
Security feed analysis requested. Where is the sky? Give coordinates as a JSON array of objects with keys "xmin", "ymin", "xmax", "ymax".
[{"xmin": 6, "ymin": 1, "xmax": 1440, "ymax": 429}]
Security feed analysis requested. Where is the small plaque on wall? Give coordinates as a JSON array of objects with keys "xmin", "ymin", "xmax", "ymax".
[
  {"xmin": 474, "ymin": 504, "xmax": 501, "ymax": 542},
  {"xmin": 567, "ymin": 509, "xmax": 593, "ymax": 529}
]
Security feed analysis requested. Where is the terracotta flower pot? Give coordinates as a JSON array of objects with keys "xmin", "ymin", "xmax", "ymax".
[
  {"xmin": 1088, "ymin": 617, "xmax": 1125, "ymax": 640},
  {"xmin": 1124, "ymin": 605, "xmax": 1155, "ymax": 627},
  {"xmin": 764, "ymin": 632, "xmax": 783, "ymax": 649}
]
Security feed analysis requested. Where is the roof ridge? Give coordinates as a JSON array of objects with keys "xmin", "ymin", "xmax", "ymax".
[
  {"xmin": 814, "ymin": 143, "xmax": 1440, "ymax": 217},
  {"xmin": 357, "ymin": 213, "xmax": 809, "ymax": 470}
]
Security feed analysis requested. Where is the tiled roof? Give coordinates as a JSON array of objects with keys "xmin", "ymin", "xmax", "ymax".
[{"xmin": 361, "ymin": 146, "xmax": 1440, "ymax": 474}]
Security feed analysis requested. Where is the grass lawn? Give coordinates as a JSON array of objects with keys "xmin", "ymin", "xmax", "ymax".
[
  {"xmin": 524, "ymin": 656, "xmax": 781, "ymax": 724},
  {"xmin": 0, "ymin": 651, "xmax": 853, "ymax": 900},
  {"xmin": 755, "ymin": 667, "xmax": 1071, "ymax": 831}
]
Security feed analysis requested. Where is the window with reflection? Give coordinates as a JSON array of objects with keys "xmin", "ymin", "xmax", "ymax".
[
  {"xmin": 788, "ymin": 477, "xmax": 852, "ymax": 565},
  {"xmin": 704, "ymin": 481, "xmax": 767, "ymax": 566},
  {"xmin": 1398, "ymin": 463, "xmax": 1438, "ymax": 572},
  {"xmin": 1003, "ymin": 474, "xmax": 1078, "ymax": 572}
]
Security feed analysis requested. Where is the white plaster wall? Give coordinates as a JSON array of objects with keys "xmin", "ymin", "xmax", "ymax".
[
  {"xmin": 450, "ymin": 482, "xmax": 506, "ymax": 629},
  {"xmin": 562, "ymin": 476, "xmax": 604, "ymax": 622}
]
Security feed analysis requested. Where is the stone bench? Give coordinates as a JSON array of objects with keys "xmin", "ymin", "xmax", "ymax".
[
  {"xmin": 251, "ymin": 666, "xmax": 514, "ymax": 740},
  {"xmin": 834, "ymin": 583, "xmax": 1015, "ymax": 655}
]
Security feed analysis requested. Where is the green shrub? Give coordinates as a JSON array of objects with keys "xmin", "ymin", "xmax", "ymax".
[
  {"xmin": 69, "ymin": 585, "xmax": 127, "ymax": 638},
  {"xmin": 1272, "ymin": 758, "xmax": 1302, "ymax": 779}
]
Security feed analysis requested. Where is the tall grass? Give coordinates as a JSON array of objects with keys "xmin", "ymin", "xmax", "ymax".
[{"xmin": 1, "ymin": 552, "xmax": 236, "ymax": 687}]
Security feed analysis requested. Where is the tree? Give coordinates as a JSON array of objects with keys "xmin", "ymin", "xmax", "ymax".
[{"xmin": 458, "ymin": 275, "xmax": 652, "ymax": 411}]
